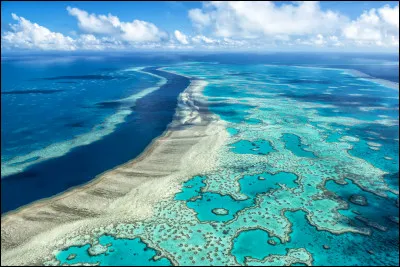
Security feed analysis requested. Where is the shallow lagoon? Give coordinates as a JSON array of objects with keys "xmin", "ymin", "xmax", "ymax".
[
  {"xmin": 57, "ymin": 235, "xmax": 172, "ymax": 266},
  {"xmin": 230, "ymin": 139, "xmax": 275, "ymax": 155},
  {"xmin": 281, "ymin": 133, "xmax": 317, "ymax": 158}
]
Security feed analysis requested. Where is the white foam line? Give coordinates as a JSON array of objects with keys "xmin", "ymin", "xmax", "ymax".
[{"xmin": 1, "ymin": 67, "xmax": 167, "ymax": 178}]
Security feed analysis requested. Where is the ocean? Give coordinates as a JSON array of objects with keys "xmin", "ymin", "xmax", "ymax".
[
  {"xmin": 1, "ymin": 52, "xmax": 399, "ymax": 266},
  {"xmin": 1, "ymin": 54, "xmax": 190, "ymax": 213},
  {"xmin": 1, "ymin": 52, "xmax": 398, "ymax": 214}
]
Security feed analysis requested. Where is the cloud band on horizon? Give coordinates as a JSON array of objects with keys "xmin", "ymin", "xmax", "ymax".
[{"xmin": 1, "ymin": 1, "xmax": 399, "ymax": 52}]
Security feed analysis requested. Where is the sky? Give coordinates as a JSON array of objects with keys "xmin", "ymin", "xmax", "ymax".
[{"xmin": 1, "ymin": 1, "xmax": 399, "ymax": 53}]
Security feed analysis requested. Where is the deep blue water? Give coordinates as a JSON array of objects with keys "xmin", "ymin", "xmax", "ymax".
[
  {"xmin": 1, "ymin": 52, "xmax": 398, "ymax": 214},
  {"xmin": 1, "ymin": 62, "xmax": 190, "ymax": 213}
]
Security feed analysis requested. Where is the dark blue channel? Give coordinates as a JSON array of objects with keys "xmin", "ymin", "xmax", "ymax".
[{"xmin": 1, "ymin": 67, "xmax": 190, "ymax": 214}]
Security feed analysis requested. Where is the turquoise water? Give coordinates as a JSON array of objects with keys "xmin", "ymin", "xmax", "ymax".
[
  {"xmin": 326, "ymin": 131, "xmax": 343, "ymax": 143},
  {"xmin": 349, "ymin": 139, "xmax": 398, "ymax": 174},
  {"xmin": 227, "ymin": 127, "xmax": 239, "ymax": 136},
  {"xmin": 174, "ymin": 170, "xmax": 299, "ymax": 223},
  {"xmin": 232, "ymin": 210, "xmax": 399, "ymax": 266},
  {"xmin": 238, "ymin": 172, "xmax": 298, "ymax": 198},
  {"xmin": 175, "ymin": 175, "xmax": 252, "ymax": 222},
  {"xmin": 230, "ymin": 139, "xmax": 275, "ymax": 155},
  {"xmin": 48, "ymin": 60, "xmax": 398, "ymax": 266},
  {"xmin": 232, "ymin": 229, "xmax": 284, "ymax": 265},
  {"xmin": 325, "ymin": 178, "xmax": 398, "ymax": 229},
  {"xmin": 174, "ymin": 175, "xmax": 206, "ymax": 201},
  {"xmin": 187, "ymin": 192, "xmax": 253, "ymax": 222},
  {"xmin": 282, "ymin": 133, "xmax": 317, "ymax": 158},
  {"xmin": 174, "ymin": 171, "xmax": 298, "ymax": 223},
  {"xmin": 57, "ymin": 235, "xmax": 171, "ymax": 266},
  {"xmin": 210, "ymin": 103, "xmax": 255, "ymax": 123}
]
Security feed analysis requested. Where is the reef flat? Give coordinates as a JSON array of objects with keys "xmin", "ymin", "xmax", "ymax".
[{"xmin": 1, "ymin": 64, "xmax": 399, "ymax": 266}]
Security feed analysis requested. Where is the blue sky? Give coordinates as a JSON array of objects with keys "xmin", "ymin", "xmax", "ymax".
[
  {"xmin": 1, "ymin": 2, "xmax": 199, "ymax": 35},
  {"xmin": 1, "ymin": 1, "xmax": 399, "ymax": 52}
]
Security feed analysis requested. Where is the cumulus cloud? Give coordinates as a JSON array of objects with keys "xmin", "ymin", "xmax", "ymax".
[
  {"xmin": 378, "ymin": 4, "xmax": 399, "ymax": 28},
  {"xmin": 67, "ymin": 6, "xmax": 167, "ymax": 42},
  {"xmin": 174, "ymin": 30, "xmax": 189, "ymax": 44},
  {"xmin": 343, "ymin": 9, "xmax": 382, "ymax": 42},
  {"xmin": 191, "ymin": 34, "xmax": 216, "ymax": 44},
  {"xmin": 2, "ymin": 2, "xmax": 398, "ymax": 51},
  {"xmin": 188, "ymin": 1, "xmax": 346, "ymax": 39},
  {"xmin": 2, "ymin": 14, "xmax": 128, "ymax": 51},
  {"xmin": 188, "ymin": 8, "xmax": 211, "ymax": 29},
  {"xmin": 75, "ymin": 34, "xmax": 126, "ymax": 50},
  {"xmin": 76, "ymin": 34, "xmax": 101, "ymax": 50},
  {"xmin": 66, "ymin": 7, "xmax": 119, "ymax": 34},
  {"xmin": 342, "ymin": 4, "xmax": 399, "ymax": 47},
  {"xmin": 2, "ymin": 8, "xmax": 171, "ymax": 51},
  {"xmin": 328, "ymin": 35, "xmax": 343, "ymax": 47},
  {"xmin": 2, "ymin": 13, "xmax": 76, "ymax": 51},
  {"xmin": 313, "ymin": 34, "xmax": 325, "ymax": 46},
  {"xmin": 188, "ymin": 1, "xmax": 399, "ymax": 49}
]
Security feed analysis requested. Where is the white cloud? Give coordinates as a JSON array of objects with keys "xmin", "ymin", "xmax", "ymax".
[
  {"xmin": 222, "ymin": 37, "xmax": 246, "ymax": 46},
  {"xmin": 174, "ymin": 30, "xmax": 189, "ymax": 44},
  {"xmin": 120, "ymin": 20, "xmax": 167, "ymax": 42},
  {"xmin": 2, "ymin": 14, "xmax": 127, "ymax": 51},
  {"xmin": 378, "ymin": 4, "xmax": 399, "ymax": 28},
  {"xmin": 3, "ymin": 13, "xmax": 76, "ymax": 51},
  {"xmin": 342, "ymin": 4, "xmax": 399, "ymax": 47},
  {"xmin": 2, "ymin": 13, "xmax": 196, "ymax": 51},
  {"xmin": 76, "ymin": 34, "xmax": 124, "ymax": 50},
  {"xmin": 188, "ymin": 1, "xmax": 399, "ymax": 49},
  {"xmin": 343, "ymin": 9, "xmax": 382, "ymax": 42},
  {"xmin": 66, "ymin": 7, "xmax": 119, "ymax": 34},
  {"xmin": 67, "ymin": 6, "xmax": 167, "ymax": 42},
  {"xmin": 2, "ymin": 2, "xmax": 399, "ymax": 52},
  {"xmin": 188, "ymin": 8, "xmax": 211, "ymax": 29},
  {"xmin": 314, "ymin": 34, "xmax": 325, "ymax": 46},
  {"xmin": 188, "ymin": 1, "xmax": 346, "ymax": 39},
  {"xmin": 191, "ymin": 34, "xmax": 216, "ymax": 44},
  {"xmin": 328, "ymin": 35, "xmax": 343, "ymax": 47},
  {"xmin": 76, "ymin": 34, "xmax": 101, "ymax": 49}
]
